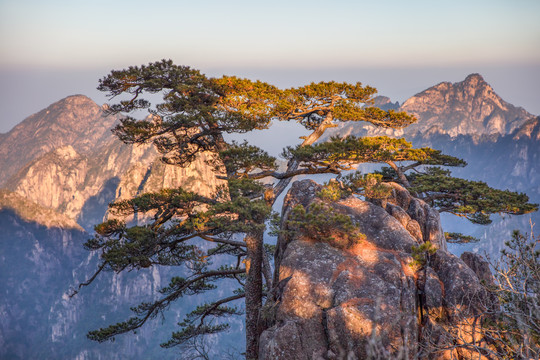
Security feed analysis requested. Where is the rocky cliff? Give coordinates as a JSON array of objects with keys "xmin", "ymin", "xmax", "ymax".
[
  {"xmin": 1, "ymin": 96, "xmax": 225, "ymax": 229},
  {"xmin": 260, "ymin": 180, "xmax": 496, "ymax": 359}
]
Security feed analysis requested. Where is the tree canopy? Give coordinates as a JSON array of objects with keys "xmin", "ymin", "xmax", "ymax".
[{"xmin": 75, "ymin": 59, "xmax": 538, "ymax": 359}]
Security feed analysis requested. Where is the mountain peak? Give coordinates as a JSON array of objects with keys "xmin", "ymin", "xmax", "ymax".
[
  {"xmin": 459, "ymin": 73, "xmax": 493, "ymax": 95},
  {"xmin": 398, "ymin": 74, "xmax": 532, "ymax": 138},
  {"xmin": 52, "ymin": 95, "xmax": 98, "ymax": 111},
  {"xmin": 463, "ymin": 73, "xmax": 485, "ymax": 84},
  {"xmin": 58, "ymin": 94, "xmax": 94, "ymax": 102}
]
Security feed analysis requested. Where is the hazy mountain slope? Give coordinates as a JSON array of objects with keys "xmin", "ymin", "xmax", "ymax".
[
  {"xmin": 410, "ymin": 117, "xmax": 539, "ymax": 194},
  {"xmin": 0, "ymin": 205, "xmax": 186, "ymax": 360},
  {"xmin": 0, "ymin": 194, "xmax": 242, "ymax": 360},
  {"xmin": 0, "ymin": 95, "xmax": 121, "ymax": 185}
]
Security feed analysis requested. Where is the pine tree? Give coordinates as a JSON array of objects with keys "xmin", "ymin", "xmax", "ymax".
[{"xmin": 74, "ymin": 60, "xmax": 537, "ymax": 359}]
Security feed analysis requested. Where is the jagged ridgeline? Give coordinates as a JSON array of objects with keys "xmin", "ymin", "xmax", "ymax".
[{"xmin": 0, "ymin": 61, "xmax": 537, "ymax": 359}]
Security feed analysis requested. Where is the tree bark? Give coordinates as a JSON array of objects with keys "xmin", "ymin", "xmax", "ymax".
[
  {"xmin": 386, "ymin": 160, "xmax": 411, "ymax": 187},
  {"xmin": 271, "ymin": 113, "xmax": 334, "ymax": 203},
  {"xmin": 262, "ymin": 249, "xmax": 273, "ymax": 291},
  {"xmin": 244, "ymin": 229, "xmax": 264, "ymax": 360}
]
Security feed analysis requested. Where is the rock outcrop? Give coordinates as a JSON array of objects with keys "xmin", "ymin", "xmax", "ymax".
[
  {"xmin": 261, "ymin": 180, "xmax": 495, "ymax": 359},
  {"xmin": 371, "ymin": 96, "xmax": 400, "ymax": 111}
]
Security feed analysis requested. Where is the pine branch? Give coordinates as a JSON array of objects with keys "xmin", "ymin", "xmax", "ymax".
[
  {"xmin": 69, "ymin": 262, "xmax": 107, "ymax": 298},
  {"xmin": 199, "ymin": 234, "xmax": 246, "ymax": 248},
  {"xmin": 87, "ymin": 268, "xmax": 246, "ymax": 343}
]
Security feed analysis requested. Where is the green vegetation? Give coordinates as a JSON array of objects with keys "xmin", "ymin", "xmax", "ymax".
[
  {"xmin": 410, "ymin": 241, "xmax": 438, "ymax": 270},
  {"xmin": 408, "ymin": 167, "xmax": 537, "ymax": 224},
  {"xmin": 444, "ymin": 232, "xmax": 480, "ymax": 244},
  {"xmin": 317, "ymin": 172, "xmax": 391, "ymax": 202},
  {"xmin": 283, "ymin": 202, "xmax": 365, "ymax": 249}
]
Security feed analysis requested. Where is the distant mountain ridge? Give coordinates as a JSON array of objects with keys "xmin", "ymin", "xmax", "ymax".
[{"xmin": 337, "ymin": 74, "xmax": 534, "ymax": 140}]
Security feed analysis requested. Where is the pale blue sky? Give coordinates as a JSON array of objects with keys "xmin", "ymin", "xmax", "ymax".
[{"xmin": 1, "ymin": 0, "xmax": 539, "ymax": 132}]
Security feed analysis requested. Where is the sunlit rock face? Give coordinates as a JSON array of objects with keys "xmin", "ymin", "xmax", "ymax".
[
  {"xmin": 5, "ymin": 141, "xmax": 224, "ymax": 227},
  {"xmin": 1, "ymin": 96, "xmax": 226, "ymax": 229},
  {"xmin": 260, "ymin": 180, "xmax": 495, "ymax": 359}
]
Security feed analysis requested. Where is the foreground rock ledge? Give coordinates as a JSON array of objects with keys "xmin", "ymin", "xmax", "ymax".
[{"xmin": 260, "ymin": 180, "xmax": 495, "ymax": 360}]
